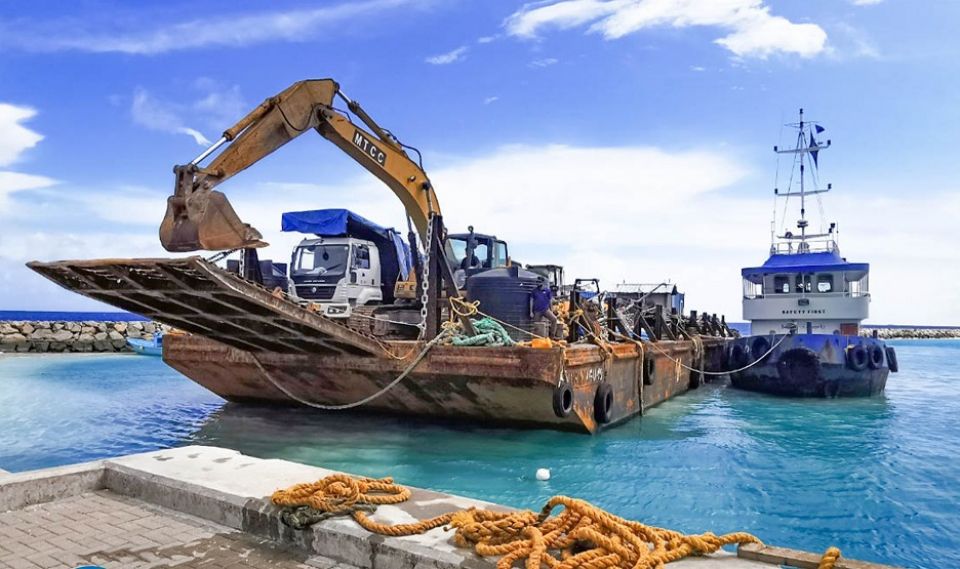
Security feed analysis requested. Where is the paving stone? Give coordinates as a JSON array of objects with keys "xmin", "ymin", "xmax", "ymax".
[{"xmin": 0, "ymin": 491, "xmax": 363, "ymax": 569}]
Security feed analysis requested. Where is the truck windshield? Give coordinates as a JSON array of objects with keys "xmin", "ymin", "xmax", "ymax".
[{"xmin": 293, "ymin": 244, "xmax": 349, "ymax": 276}]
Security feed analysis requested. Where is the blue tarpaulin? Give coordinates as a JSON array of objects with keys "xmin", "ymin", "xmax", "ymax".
[
  {"xmin": 281, "ymin": 208, "xmax": 412, "ymax": 284},
  {"xmin": 741, "ymin": 250, "xmax": 868, "ymax": 282}
]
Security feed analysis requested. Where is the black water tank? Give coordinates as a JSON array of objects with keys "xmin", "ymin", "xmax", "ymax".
[{"xmin": 465, "ymin": 266, "xmax": 543, "ymax": 340}]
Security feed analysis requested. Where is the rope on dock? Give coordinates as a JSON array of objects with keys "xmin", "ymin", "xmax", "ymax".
[
  {"xmin": 271, "ymin": 473, "xmax": 763, "ymax": 569},
  {"xmin": 818, "ymin": 546, "xmax": 842, "ymax": 569}
]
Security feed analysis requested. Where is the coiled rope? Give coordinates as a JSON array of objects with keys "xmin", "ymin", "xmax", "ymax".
[{"xmin": 271, "ymin": 474, "xmax": 763, "ymax": 569}]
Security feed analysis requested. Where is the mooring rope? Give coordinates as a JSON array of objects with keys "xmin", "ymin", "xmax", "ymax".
[
  {"xmin": 271, "ymin": 473, "xmax": 764, "ymax": 569},
  {"xmin": 249, "ymin": 331, "xmax": 449, "ymax": 411}
]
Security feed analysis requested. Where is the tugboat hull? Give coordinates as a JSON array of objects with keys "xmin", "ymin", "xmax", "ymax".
[{"xmin": 728, "ymin": 333, "xmax": 891, "ymax": 397}]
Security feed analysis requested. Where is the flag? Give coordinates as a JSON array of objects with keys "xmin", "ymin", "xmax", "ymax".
[
  {"xmin": 815, "ymin": 124, "xmax": 826, "ymax": 134},
  {"xmin": 809, "ymin": 132, "xmax": 820, "ymax": 167}
]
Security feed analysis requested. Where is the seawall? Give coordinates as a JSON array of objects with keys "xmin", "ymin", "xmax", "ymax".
[
  {"xmin": 0, "ymin": 320, "xmax": 162, "ymax": 353},
  {"xmin": 861, "ymin": 327, "xmax": 960, "ymax": 340}
]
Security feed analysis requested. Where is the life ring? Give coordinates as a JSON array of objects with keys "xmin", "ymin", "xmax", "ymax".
[
  {"xmin": 643, "ymin": 356, "xmax": 655, "ymax": 386},
  {"xmin": 552, "ymin": 381, "xmax": 574, "ymax": 418},
  {"xmin": 750, "ymin": 336, "xmax": 771, "ymax": 363},
  {"xmin": 867, "ymin": 344, "xmax": 884, "ymax": 370},
  {"xmin": 594, "ymin": 383, "xmax": 614, "ymax": 424},
  {"xmin": 885, "ymin": 346, "xmax": 899, "ymax": 373},
  {"xmin": 728, "ymin": 342, "xmax": 751, "ymax": 371},
  {"xmin": 846, "ymin": 343, "xmax": 868, "ymax": 371}
]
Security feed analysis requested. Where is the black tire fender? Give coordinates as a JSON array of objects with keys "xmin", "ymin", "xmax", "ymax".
[
  {"xmin": 846, "ymin": 343, "xmax": 868, "ymax": 371},
  {"xmin": 867, "ymin": 344, "xmax": 884, "ymax": 370},
  {"xmin": 750, "ymin": 336, "xmax": 771, "ymax": 363},
  {"xmin": 643, "ymin": 356, "xmax": 655, "ymax": 386},
  {"xmin": 729, "ymin": 342, "xmax": 751, "ymax": 371},
  {"xmin": 885, "ymin": 346, "xmax": 899, "ymax": 373},
  {"xmin": 553, "ymin": 381, "xmax": 574, "ymax": 418},
  {"xmin": 594, "ymin": 383, "xmax": 614, "ymax": 424}
]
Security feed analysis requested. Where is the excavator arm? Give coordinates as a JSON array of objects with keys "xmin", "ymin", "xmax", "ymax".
[{"xmin": 159, "ymin": 79, "xmax": 441, "ymax": 252}]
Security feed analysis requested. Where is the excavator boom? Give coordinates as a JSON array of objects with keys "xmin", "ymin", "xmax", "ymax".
[{"xmin": 159, "ymin": 79, "xmax": 440, "ymax": 252}]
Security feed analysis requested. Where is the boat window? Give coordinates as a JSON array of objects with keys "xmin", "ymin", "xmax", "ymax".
[
  {"xmin": 293, "ymin": 244, "xmax": 349, "ymax": 276},
  {"xmin": 795, "ymin": 274, "xmax": 812, "ymax": 293},
  {"xmin": 817, "ymin": 274, "xmax": 834, "ymax": 293},
  {"xmin": 774, "ymin": 275, "xmax": 791, "ymax": 294}
]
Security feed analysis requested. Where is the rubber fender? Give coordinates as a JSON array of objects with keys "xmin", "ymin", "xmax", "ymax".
[
  {"xmin": 594, "ymin": 383, "xmax": 614, "ymax": 424},
  {"xmin": 552, "ymin": 381, "xmax": 574, "ymax": 418},
  {"xmin": 750, "ymin": 336, "xmax": 771, "ymax": 364},
  {"xmin": 867, "ymin": 344, "xmax": 885, "ymax": 370},
  {"xmin": 885, "ymin": 346, "xmax": 899, "ymax": 373},
  {"xmin": 846, "ymin": 343, "xmax": 868, "ymax": 371},
  {"xmin": 729, "ymin": 342, "xmax": 751, "ymax": 371}
]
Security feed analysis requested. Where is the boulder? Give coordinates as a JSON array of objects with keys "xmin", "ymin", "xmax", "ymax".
[
  {"xmin": 94, "ymin": 331, "xmax": 108, "ymax": 342},
  {"xmin": 143, "ymin": 322, "xmax": 156, "ymax": 333},
  {"xmin": 80, "ymin": 326, "xmax": 96, "ymax": 334},
  {"xmin": 130, "ymin": 321, "xmax": 144, "ymax": 331},
  {"xmin": 20, "ymin": 323, "xmax": 34, "ymax": 335},
  {"xmin": 0, "ymin": 333, "xmax": 27, "ymax": 346},
  {"xmin": 52, "ymin": 330, "xmax": 74, "ymax": 342},
  {"xmin": 113, "ymin": 322, "xmax": 128, "ymax": 333},
  {"xmin": 33, "ymin": 341, "xmax": 50, "ymax": 352},
  {"xmin": 52, "ymin": 322, "xmax": 64, "ymax": 331},
  {"xmin": 35, "ymin": 321, "xmax": 51, "ymax": 329},
  {"xmin": 0, "ymin": 323, "xmax": 16, "ymax": 335},
  {"xmin": 30, "ymin": 328, "xmax": 52, "ymax": 340}
]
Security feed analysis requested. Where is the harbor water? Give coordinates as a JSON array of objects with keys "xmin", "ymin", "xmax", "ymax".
[{"xmin": 1, "ymin": 339, "xmax": 957, "ymax": 568}]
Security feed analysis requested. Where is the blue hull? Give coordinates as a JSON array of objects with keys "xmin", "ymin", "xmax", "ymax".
[
  {"xmin": 126, "ymin": 337, "xmax": 163, "ymax": 357},
  {"xmin": 727, "ymin": 333, "xmax": 891, "ymax": 397}
]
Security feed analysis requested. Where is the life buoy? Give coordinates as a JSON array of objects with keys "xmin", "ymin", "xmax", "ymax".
[
  {"xmin": 750, "ymin": 336, "xmax": 771, "ymax": 364},
  {"xmin": 885, "ymin": 346, "xmax": 899, "ymax": 373},
  {"xmin": 867, "ymin": 344, "xmax": 884, "ymax": 370},
  {"xmin": 728, "ymin": 342, "xmax": 751, "ymax": 371},
  {"xmin": 553, "ymin": 381, "xmax": 574, "ymax": 418},
  {"xmin": 594, "ymin": 383, "xmax": 614, "ymax": 424},
  {"xmin": 846, "ymin": 343, "xmax": 868, "ymax": 371}
]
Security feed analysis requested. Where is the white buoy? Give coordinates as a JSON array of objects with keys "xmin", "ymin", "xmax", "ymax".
[{"xmin": 535, "ymin": 468, "xmax": 551, "ymax": 481}]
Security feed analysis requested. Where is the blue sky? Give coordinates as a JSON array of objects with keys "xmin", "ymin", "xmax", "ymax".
[{"xmin": 1, "ymin": 0, "xmax": 958, "ymax": 324}]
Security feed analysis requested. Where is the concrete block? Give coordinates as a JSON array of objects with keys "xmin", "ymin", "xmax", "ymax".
[{"xmin": 0, "ymin": 461, "xmax": 104, "ymax": 512}]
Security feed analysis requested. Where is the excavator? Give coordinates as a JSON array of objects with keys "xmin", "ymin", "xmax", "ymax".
[{"xmin": 158, "ymin": 78, "xmax": 506, "ymax": 337}]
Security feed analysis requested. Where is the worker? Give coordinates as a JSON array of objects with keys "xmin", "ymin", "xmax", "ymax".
[{"xmin": 531, "ymin": 280, "xmax": 559, "ymax": 339}]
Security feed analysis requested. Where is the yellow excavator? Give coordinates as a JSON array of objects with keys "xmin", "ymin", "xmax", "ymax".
[{"xmin": 158, "ymin": 78, "xmax": 505, "ymax": 336}]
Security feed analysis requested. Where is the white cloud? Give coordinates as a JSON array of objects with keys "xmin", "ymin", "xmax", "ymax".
[
  {"xmin": 529, "ymin": 57, "xmax": 559, "ymax": 67},
  {"xmin": 483, "ymin": 96, "xmax": 500, "ymax": 105},
  {"xmin": 425, "ymin": 46, "xmax": 469, "ymax": 65},
  {"xmin": 505, "ymin": 0, "xmax": 827, "ymax": 58},
  {"xmin": 851, "ymin": 0, "xmax": 882, "ymax": 5},
  {"xmin": 0, "ymin": 103, "xmax": 57, "ymax": 211},
  {"xmin": 0, "ymin": 104, "xmax": 44, "ymax": 168},
  {"xmin": 131, "ymin": 87, "xmax": 213, "ymax": 146},
  {"xmin": 0, "ymin": 0, "xmax": 416, "ymax": 55}
]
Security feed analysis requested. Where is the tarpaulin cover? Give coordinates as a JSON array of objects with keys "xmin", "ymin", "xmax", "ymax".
[
  {"xmin": 281, "ymin": 208, "xmax": 412, "ymax": 287},
  {"xmin": 741, "ymin": 250, "xmax": 868, "ymax": 282}
]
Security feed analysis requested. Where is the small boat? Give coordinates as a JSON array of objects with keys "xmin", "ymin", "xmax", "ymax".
[
  {"xmin": 127, "ymin": 333, "xmax": 163, "ymax": 356},
  {"xmin": 727, "ymin": 109, "xmax": 897, "ymax": 397}
]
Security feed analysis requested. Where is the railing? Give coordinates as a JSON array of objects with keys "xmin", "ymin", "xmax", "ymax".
[
  {"xmin": 770, "ymin": 239, "xmax": 838, "ymax": 255},
  {"xmin": 743, "ymin": 291, "xmax": 870, "ymax": 300}
]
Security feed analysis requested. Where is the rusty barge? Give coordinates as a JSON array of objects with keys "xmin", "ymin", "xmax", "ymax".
[
  {"xmin": 29, "ymin": 256, "xmax": 733, "ymax": 434},
  {"xmin": 27, "ymin": 78, "xmax": 736, "ymax": 434}
]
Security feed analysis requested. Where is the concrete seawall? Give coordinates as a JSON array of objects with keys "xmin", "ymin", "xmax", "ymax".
[
  {"xmin": 0, "ymin": 320, "xmax": 163, "ymax": 353},
  {"xmin": 0, "ymin": 446, "xmax": 899, "ymax": 569}
]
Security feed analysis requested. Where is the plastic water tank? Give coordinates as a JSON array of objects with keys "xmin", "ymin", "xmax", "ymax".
[{"xmin": 465, "ymin": 266, "xmax": 543, "ymax": 340}]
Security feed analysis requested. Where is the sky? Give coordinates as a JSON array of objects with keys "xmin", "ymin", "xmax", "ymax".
[{"xmin": 1, "ymin": 0, "xmax": 958, "ymax": 325}]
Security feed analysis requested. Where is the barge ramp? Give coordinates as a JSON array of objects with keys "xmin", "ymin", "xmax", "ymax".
[{"xmin": 0, "ymin": 446, "xmax": 899, "ymax": 569}]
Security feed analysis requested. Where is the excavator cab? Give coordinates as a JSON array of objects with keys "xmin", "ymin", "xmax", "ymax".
[{"xmin": 444, "ymin": 227, "xmax": 508, "ymax": 271}]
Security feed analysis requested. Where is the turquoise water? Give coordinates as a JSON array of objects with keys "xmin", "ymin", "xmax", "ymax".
[{"xmin": 1, "ymin": 340, "xmax": 958, "ymax": 568}]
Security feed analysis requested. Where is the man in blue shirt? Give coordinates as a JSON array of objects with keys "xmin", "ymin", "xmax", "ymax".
[{"xmin": 530, "ymin": 280, "xmax": 559, "ymax": 339}]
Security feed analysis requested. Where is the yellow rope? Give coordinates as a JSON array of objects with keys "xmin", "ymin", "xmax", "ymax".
[
  {"xmin": 818, "ymin": 546, "xmax": 842, "ymax": 569},
  {"xmin": 272, "ymin": 474, "xmax": 763, "ymax": 569}
]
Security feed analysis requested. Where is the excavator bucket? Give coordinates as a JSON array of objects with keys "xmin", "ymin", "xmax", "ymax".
[{"xmin": 159, "ymin": 189, "xmax": 267, "ymax": 252}]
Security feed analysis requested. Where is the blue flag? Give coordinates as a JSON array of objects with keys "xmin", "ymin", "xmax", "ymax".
[
  {"xmin": 809, "ymin": 132, "xmax": 819, "ymax": 167},
  {"xmin": 815, "ymin": 124, "xmax": 826, "ymax": 134}
]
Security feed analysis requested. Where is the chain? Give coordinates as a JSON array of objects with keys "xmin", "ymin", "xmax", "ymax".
[{"xmin": 418, "ymin": 214, "xmax": 435, "ymax": 331}]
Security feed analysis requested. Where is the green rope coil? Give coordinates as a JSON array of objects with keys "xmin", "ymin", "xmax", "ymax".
[{"xmin": 448, "ymin": 317, "xmax": 516, "ymax": 347}]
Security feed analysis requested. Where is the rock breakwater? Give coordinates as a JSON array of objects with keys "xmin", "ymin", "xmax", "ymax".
[
  {"xmin": 862, "ymin": 327, "xmax": 960, "ymax": 340},
  {"xmin": 0, "ymin": 320, "xmax": 162, "ymax": 353}
]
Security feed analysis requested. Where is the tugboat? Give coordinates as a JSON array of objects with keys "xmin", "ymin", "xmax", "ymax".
[{"xmin": 728, "ymin": 109, "xmax": 897, "ymax": 397}]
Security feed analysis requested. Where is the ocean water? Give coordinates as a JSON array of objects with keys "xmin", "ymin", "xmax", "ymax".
[
  {"xmin": 1, "ymin": 340, "xmax": 957, "ymax": 568},
  {"xmin": 0, "ymin": 310, "xmax": 148, "ymax": 322}
]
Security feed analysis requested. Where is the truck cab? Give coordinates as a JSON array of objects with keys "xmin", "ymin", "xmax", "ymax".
[{"xmin": 289, "ymin": 236, "xmax": 383, "ymax": 317}]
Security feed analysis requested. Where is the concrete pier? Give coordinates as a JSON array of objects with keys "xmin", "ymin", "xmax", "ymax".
[{"xmin": 0, "ymin": 446, "xmax": 897, "ymax": 569}]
